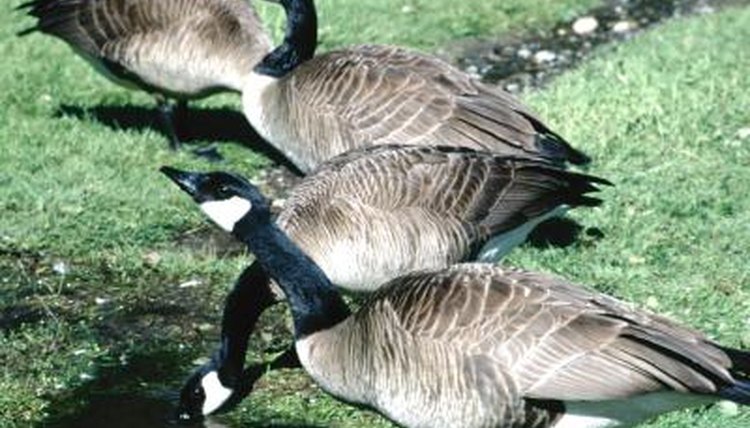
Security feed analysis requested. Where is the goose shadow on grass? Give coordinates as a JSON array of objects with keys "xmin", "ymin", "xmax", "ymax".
[
  {"xmin": 40, "ymin": 338, "xmax": 322, "ymax": 428},
  {"xmin": 54, "ymin": 104, "xmax": 301, "ymax": 173},
  {"xmin": 526, "ymin": 217, "xmax": 605, "ymax": 250}
]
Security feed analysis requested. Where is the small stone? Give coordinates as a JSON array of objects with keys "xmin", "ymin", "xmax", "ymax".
[
  {"xmin": 572, "ymin": 16, "xmax": 599, "ymax": 35},
  {"xmin": 628, "ymin": 255, "xmax": 645, "ymax": 265},
  {"xmin": 717, "ymin": 400, "xmax": 739, "ymax": 416},
  {"xmin": 612, "ymin": 21, "xmax": 636, "ymax": 33},
  {"xmin": 143, "ymin": 251, "xmax": 161, "ymax": 267},
  {"xmin": 737, "ymin": 127, "xmax": 750, "ymax": 140},
  {"xmin": 197, "ymin": 323, "xmax": 214, "ymax": 332},
  {"xmin": 271, "ymin": 198, "xmax": 286, "ymax": 211},
  {"xmin": 504, "ymin": 83, "xmax": 521, "ymax": 93},
  {"xmin": 464, "ymin": 65, "xmax": 480, "ymax": 79},
  {"xmin": 52, "ymin": 261, "xmax": 69, "ymax": 275},
  {"xmin": 178, "ymin": 279, "xmax": 202, "ymax": 288},
  {"xmin": 533, "ymin": 50, "xmax": 557, "ymax": 63},
  {"xmin": 192, "ymin": 356, "xmax": 210, "ymax": 366},
  {"xmin": 517, "ymin": 48, "xmax": 532, "ymax": 59}
]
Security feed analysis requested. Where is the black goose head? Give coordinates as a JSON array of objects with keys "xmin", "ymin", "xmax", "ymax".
[
  {"xmin": 160, "ymin": 166, "xmax": 270, "ymax": 236},
  {"xmin": 173, "ymin": 360, "xmax": 238, "ymax": 423}
]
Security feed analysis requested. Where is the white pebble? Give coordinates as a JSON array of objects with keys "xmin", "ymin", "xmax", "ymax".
[
  {"xmin": 52, "ymin": 261, "xmax": 68, "ymax": 275},
  {"xmin": 517, "ymin": 48, "xmax": 532, "ymax": 59},
  {"xmin": 178, "ymin": 279, "xmax": 202, "ymax": 288},
  {"xmin": 573, "ymin": 16, "xmax": 599, "ymax": 35},
  {"xmin": 612, "ymin": 21, "xmax": 636, "ymax": 33},
  {"xmin": 533, "ymin": 50, "xmax": 557, "ymax": 63}
]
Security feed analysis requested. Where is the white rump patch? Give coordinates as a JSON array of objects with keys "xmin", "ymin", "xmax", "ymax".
[
  {"xmin": 554, "ymin": 392, "xmax": 716, "ymax": 428},
  {"xmin": 200, "ymin": 370, "xmax": 234, "ymax": 416},
  {"xmin": 477, "ymin": 206, "xmax": 568, "ymax": 262},
  {"xmin": 200, "ymin": 196, "xmax": 252, "ymax": 232}
]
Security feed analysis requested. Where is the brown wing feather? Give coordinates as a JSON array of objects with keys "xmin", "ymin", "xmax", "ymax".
[
  {"xmin": 377, "ymin": 264, "xmax": 736, "ymax": 401},
  {"xmin": 286, "ymin": 45, "xmax": 589, "ymax": 165},
  {"xmin": 278, "ymin": 145, "xmax": 606, "ymax": 257}
]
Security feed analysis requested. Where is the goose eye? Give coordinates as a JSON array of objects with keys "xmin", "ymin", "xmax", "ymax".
[
  {"xmin": 193, "ymin": 386, "xmax": 204, "ymax": 401},
  {"xmin": 216, "ymin": 185, "xmax": 231, "ymax": 198}
]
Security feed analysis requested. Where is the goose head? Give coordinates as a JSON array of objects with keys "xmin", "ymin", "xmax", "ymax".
[
  {"xmin": 160, "ymin": 166, "xmax": 270, "ymax": 235},
  {"xmin": 173, "ymin": 362, "xmax": 235, "ymax": 422}
]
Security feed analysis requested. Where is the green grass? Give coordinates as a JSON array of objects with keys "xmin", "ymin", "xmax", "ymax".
[
  {"xmin": 1, "ymin": 0, "xmax": 750, "ymax": 426},
  {"xmin": 256, "ymin": 0, "xmax": 600, "ymax": 51}
]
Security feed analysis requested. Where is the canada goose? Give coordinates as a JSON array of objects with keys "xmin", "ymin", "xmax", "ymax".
[
  {"xmin": 161, "ymin": 144, "xmax": 609, "ymax": 419},
  {"xmin": 18, "ymin": 0, "xmax": 272, "ymax": 159},
  {"xmin": 241, "ymin": 0, "xmax": 590, "ymax": 173},
  {"xmin": 161, "ymin": 168, "xmax": 750, "ymax": 427}
]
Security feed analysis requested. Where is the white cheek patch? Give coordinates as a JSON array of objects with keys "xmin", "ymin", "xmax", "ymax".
[
  {"xmin": 200, "ymin": 197, "xmax": 252, "ymax": 232},
  {"xmin": 200, "ymin": 370, "xmax": 234, "ymax": 416}
]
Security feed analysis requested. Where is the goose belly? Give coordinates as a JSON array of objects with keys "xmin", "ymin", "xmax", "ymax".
[
  {"xmin": 74, "ymin": 46, "xmax": 234, "ymax": 98},
  {"xmin": 296, "ymin": 330, "xmax": 508, "ymax": 428}
]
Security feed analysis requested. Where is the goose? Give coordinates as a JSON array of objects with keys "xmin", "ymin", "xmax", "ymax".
[
  {"xmin": 241, "ymin": 0, "xmax": 590, "ymax": 173},
  {"xmin": 160, "ymin": 144, "xmax": 609, "ymax": 419},
  {"xmin": 18, "ymin": 0, "xmax": 272, "ymax": 159},
  {"xmin": 161, "ymin": 166, "xmax": 750, "ymax": 427}
]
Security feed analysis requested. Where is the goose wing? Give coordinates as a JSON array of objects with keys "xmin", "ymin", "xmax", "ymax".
[
  {"xmin": 281, "ymin": 145, "xmax": 606, "ymax": 240},
  {"xmin": 285, "ymin": 45, "xmax": 588, "ymax": 165},
  {"xmin": 379, "ymin": 264, "xmax": 735, "ymax": 402},
  {"xmin": 18, "ymin": 0, "xmax": 270, "ymax": 92}
]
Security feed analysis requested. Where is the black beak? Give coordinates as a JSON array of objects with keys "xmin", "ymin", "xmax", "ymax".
[{"xmin": 160, "ymin": 166, "xmax": 204, "ymax": 200}]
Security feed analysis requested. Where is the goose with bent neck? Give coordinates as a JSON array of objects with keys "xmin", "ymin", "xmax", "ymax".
[{"xmin": 243, "ymin": 0, "xmax": 590, "ymax": 173}]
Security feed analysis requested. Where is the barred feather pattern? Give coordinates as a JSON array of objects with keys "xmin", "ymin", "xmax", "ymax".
[
  {"xmin": 296, "ymin": 264, "xmax": 741, "ymax": 428},
  {"xmin": 19, "ymin": 0, "xmax": 271, "ymax": 96},
  {"xmin": 274, "ymin": 145, "xmax": 607, "ymax": 292},
  {"xmin": 245, "ymin": 44, "xmax": 589, "ymax": 173}
]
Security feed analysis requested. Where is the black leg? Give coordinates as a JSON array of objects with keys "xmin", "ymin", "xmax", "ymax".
[
  {"xmin": 175, "ymin": 99, "xmax": 224, "ymax": 162},
  {"xmin": 191, "ymin": 145, "xmax": 224, "ymax": 162},
  {"xmin": 156, "ymin": 96, "xmax": 181, "ymax": 151},
  {"xmin": 174, "ymin": 99, "xmax": 189, "ymax": 126}
]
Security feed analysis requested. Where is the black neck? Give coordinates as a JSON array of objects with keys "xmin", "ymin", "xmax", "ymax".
[
  {"xmin": 214, "ymin": 262, "xmax": 276, "ymax": 386},
  {"xmin": 254, "ymin": 0, "xmax": 317, "ymax": 78},
  {"xmin": 233, "ymin": 216, "xmax": 350, "ymax": 339}
]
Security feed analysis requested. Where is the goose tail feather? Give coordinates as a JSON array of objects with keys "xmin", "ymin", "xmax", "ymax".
[{"xmin": 718, "ymin": 347, "xmax": 750, "ymax": 405}]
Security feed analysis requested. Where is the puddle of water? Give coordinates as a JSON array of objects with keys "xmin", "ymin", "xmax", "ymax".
[{"xmin": 453, "ymin": 0, "xmax": 740, "ymax": 92}]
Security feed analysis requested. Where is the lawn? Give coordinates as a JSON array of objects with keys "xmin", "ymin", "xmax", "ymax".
[{"xmin": 1, "ymin": 0, "xmax": 749, "ymax": 427}]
